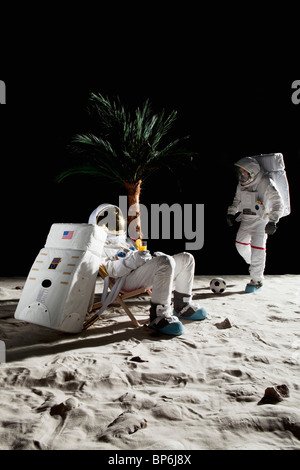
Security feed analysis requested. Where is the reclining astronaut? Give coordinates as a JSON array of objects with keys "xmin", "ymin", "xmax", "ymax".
[{"xmin": 90, "ymin": 204, "xmax": 207, "ymax": 336}]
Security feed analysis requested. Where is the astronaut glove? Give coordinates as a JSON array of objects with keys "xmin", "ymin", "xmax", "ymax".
[
  {"xmin": 265, "ymin": 221, "xmax": 277, "ymax": 235},
  {"xmin": 226, "ymin": 214, "xmax": 235, "ymax": 227},
  {"xmin": 124, "ymin": 250, "xmax": 152, "ymax": 270}
]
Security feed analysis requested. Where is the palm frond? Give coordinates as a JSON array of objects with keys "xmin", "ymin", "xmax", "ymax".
[
  {"xmin": 56, "ymin": 163, "xmax": 123, "ymax": 185},
  {"xmin": 57, "ymin": 92, "xmax": 199, "ymax": 186}
]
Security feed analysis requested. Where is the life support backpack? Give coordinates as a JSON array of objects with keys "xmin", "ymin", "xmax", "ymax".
[{"xmin": 251, "ymin": 153, "xmax": 291, "ymax": 218}]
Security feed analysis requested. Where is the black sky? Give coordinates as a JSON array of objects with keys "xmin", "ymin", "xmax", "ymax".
[{"xmin": 1, "ymin": 55, "xmax": 299, "ymax": 276}]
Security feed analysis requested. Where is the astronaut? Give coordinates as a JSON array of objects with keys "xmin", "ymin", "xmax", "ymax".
[
  {"xmin": 227, "ymin": 157, "xmax": 284, "ymax": 292},
  {"xmin": 89, "ymin": 204, "xmax": 207, "ymax": 336}
]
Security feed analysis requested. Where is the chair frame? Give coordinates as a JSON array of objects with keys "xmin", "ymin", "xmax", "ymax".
[{"xmin": 83, "ymin": 265, "xmax": 151, "ymax": 330}]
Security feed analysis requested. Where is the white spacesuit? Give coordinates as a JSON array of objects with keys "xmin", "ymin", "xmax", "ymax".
[
  {"xmin": 89, "ymin": 204, "xmax": 208, "ymax": 335},
  {"xmin": 227, "ymin": 157, "xmax": 284, "ymax": 291}
]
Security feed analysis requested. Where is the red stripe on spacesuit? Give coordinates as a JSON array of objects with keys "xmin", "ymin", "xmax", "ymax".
[{"xmin": 236, "ymin": 241, "xmax": 265, "ymax": 250}]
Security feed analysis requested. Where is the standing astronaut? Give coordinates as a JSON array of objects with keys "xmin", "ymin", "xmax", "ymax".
[
  {"xmin": 227, "ymin": 156, "xmax": 285, "ymax": 293},
  {"xmin": 89, "ymin": 204, "xmax": 208, "ymax": 336}
]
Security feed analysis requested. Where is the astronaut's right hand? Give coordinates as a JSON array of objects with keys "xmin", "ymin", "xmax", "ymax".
[
  {"xmin": 124, "ymin": 250, "xmax": 152, "ymax": 270},
  {"xmin": 226, "ymin": 214, "xmax": 235, "ymax": 227}
]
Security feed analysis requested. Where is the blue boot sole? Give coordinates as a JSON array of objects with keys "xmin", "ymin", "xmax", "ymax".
[
  {"xmin": 245, "ymin": 285, "xmax": 262, "ymax": 293},
  {"xmin": 174, "ymin": 307, "xmax": 208, "ymax": 321},
  {"xmin": 149, "ymin": 322, "xmax": 184, "ymax": 336}
]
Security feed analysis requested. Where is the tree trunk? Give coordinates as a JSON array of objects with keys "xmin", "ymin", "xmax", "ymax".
[{"xmin": 124, "ymin": 179, "xmax": 143, "ymax": 239}]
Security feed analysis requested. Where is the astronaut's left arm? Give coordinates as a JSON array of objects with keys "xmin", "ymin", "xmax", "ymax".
[{"xmin": 266, "ymin": 182, "xmax": 284, "ymax": 223}]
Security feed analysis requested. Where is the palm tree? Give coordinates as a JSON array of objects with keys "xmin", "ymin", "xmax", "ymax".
[{"xmin": 57, "ymin": 92, "xmax": 197, "ymax": 239}]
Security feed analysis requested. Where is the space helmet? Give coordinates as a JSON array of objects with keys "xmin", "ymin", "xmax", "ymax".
[
  {"xmin": 234, "ymin": 157, "xmax": 261, "ymax": 186},
  {"xmin": 88, "ymin": 203, "xmax": 127, "ymax": 240}
]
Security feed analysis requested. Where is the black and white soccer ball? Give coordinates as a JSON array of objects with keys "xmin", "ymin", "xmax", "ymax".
[{"xmin": 210, "ymin": 278, "xmax": 227, "ymax": 294}]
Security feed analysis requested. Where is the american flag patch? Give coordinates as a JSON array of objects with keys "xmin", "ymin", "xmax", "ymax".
[{"xmin": 62, "ymin": 230, "xmax": 74, "ymax": 239}]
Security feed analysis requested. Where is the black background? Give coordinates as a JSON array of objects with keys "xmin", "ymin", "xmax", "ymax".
[{"xmin": 1, "ymin": 37, "xmax": 299, "ymax": 277}]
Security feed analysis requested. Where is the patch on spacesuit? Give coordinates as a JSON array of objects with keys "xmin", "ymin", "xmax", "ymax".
[
  {"xmin": 62, "ymin": 230, "xmax": 74, "ymax": 239},
  {"xmin": 48, "ymin": 257, "xmax": 62, "ymax": 270}
]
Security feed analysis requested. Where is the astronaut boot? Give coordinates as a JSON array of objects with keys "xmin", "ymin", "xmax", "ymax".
[
  {"xmin": 245, "ymin": 280, "xmax": 263, "ymax": 293},
  {"xmin": 149, "ymin": 302, "xmax": 184, "ymax": 336},
  {"xmin": 173, "ymin": 291, "xmax": 207, "ymax": 321}
]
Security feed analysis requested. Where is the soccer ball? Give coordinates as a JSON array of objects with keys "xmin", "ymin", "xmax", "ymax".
[{"xmin": 210, "ymin": 278, "xmax": 227, "ymax": 294}]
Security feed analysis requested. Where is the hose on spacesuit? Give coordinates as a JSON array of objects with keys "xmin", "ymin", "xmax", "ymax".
[
  {"xmin": 97, "ymin": 276, "xmax": 125, "ymax": 317},
  {"xmin": 82, "ymin": 275, "xmax": 125, "ymax": 329}
]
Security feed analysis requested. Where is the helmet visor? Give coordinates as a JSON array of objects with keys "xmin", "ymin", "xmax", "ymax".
[
  {"xmin": 235, "ymin": 166, "xmax": 251, "ymax": 184},
  {"xmin": 96, "ymin": 206, "xmax": 127, "ymax": 234}
]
